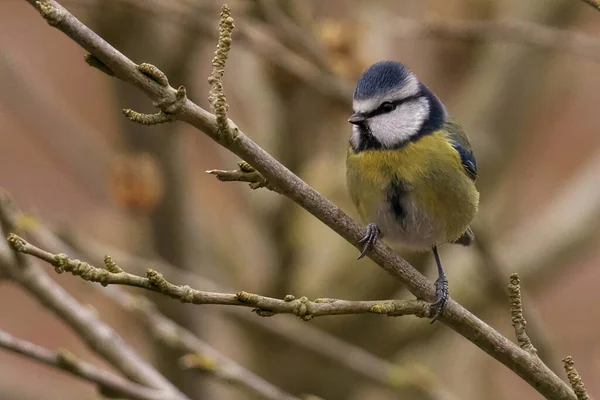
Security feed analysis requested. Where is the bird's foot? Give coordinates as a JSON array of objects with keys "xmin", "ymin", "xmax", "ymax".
[
  {"xmin": 357, "ymin": 223, "xmax": 379, "ymax": 260},
  {"xmin": 430, "ymin": 273, "xmax": 449, "ymax": 324}
]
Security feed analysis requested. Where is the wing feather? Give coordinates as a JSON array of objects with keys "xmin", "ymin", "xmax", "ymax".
[{"xmin": 444, "ymin": 119, "xmax": 477, "ymax": 181}]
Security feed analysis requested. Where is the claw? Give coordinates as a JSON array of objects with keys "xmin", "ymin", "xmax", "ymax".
[
  {"xmin": 357, "ymin": 223, "xmax": 379, "ymax": 260},
  {"xmin": 430, "ymin": 273, "xmax": 449, "ymax": 323}
]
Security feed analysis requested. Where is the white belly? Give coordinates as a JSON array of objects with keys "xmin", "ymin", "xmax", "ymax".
[{"xmin": 375, "ymin": 198, "xmax": 441, "ymax": 251}]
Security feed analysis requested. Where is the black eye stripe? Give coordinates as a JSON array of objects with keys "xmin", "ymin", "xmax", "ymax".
[{"xmin": 367, "ymin": 94, "xmax": 422, "ymax": 118}]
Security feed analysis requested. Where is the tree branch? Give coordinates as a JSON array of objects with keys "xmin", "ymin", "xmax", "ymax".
[
  {"xmin": 53, "ymin": 225, "xmax": 449, "ymax": 395},
  {"xmin": 0, "ymin": 329, "xmax": 169, "ymax": 400},
  {"xmin": 22, "ymin": 1, "xmax": 576, "ymax": 398},
  {"xmin": 73, "ymin": 0, "xmax": 600, "ymax": 111},
  {"xmin": 0, "ymin": 200, "xmax": 452, "ymax": 399},
  {"xmin": 0, "ymin": 199, "xmax": 455, "ymax": 396},
  {"xmin": 0, "ymin": 200, "xmax": 305, "ymax": 400},
  {"xmin": 7, "ymin": 233, "xmax": 431, "ymax": 320},
  {"xmin": 0, "ymin": 198, "xmax": 189, "ymax": 400}
]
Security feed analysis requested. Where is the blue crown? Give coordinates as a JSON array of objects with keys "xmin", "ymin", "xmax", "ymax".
[{"xmin": 354, "ymin": 61, "xmax": 412, "ymax": 100}]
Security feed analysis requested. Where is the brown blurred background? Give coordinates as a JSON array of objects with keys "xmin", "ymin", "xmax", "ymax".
[{"xmin": 1, "ymin": 0, "xmax": 600, "ymax": 399}]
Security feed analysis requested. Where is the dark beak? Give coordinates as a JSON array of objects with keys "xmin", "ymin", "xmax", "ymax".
[{"xmin": 348, "ymin": 113, "xmax": 366, "ymax": 125}]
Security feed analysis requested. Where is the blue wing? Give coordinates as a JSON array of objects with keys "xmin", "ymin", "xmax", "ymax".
[
  {"xmin": 444, "ymin": 119, "xmax": 477, "ymax": 181},
  {"xmin": 451, "ymin": 142, "xmax": 477, "ymax": 181}
]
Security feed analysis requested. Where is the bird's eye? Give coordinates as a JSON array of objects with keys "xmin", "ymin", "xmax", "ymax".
[{"xmin": 379, "ymin": 102, "xmax": 396, "ymax": 113}]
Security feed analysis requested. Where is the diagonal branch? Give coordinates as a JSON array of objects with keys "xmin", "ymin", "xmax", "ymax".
[
  {"xmin": 22, "ymin": 1, "xmax": 576, "ymax": 398},
  {"xmin": 0, "ymin": 329, "xmax": 168, "ymax": 400},
  {"xmin": 6, "ymin": 233, "xmax": 431, "ymax": 320},
  {"xmin": 73, "ymin": 0, "xmax": 600, "ymax": 111}
]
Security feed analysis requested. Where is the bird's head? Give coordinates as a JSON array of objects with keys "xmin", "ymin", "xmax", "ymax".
[{"xmin": 349, "ymin": 61, "xmax": 445, "ymax": 152}]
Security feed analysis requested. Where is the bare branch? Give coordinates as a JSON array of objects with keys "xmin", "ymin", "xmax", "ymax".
[
  {"xmin": 54, "ymin": 226, "xmax": 447, "ymax": 395},
  {"xmin": 21, "ymin": 2, "xmax": 576, "ymax": 398},
  {"xmin": 562, "ymin": 356, "xmax": 589, "ymax": 400},
  {"xmin": 0, "ymin": 263, "xmax": 189, "ymax": 400},
  {"xmin": 1, "ymin": 198, "xmax": 304, "ymax": 400},
  {"xmin": 207, "ymin": 161, "xmax": 275, "ymax": 191},
  {"xmin": 7, "ymin": 233, "xmax": 431, "ymax": 320},
  {"xmin": 0, "ymin": 197, "xmax": 189, "ymax": 400},
  {"xmin": 0, "ymin": 198, "xmax": 448, "ymax": 394},
  {"xmin": 68, "ymin": 0, "xmax": 600, "ymax": 112},
  {"xmin": 122, "ymin": 109, "xmax": 173, "ymax": 125},
  {"xmin": 0, "ymin": 330, "xmax": 168, "ymax": 400},
  {"xmin": 64, "ymin": 0, "xmax": 600, "ymax": 117}
]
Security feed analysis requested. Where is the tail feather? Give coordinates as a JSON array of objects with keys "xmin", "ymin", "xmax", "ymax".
[{"xmin": 453, "ymin": 227, "xmax": 475, "ymax": 246}]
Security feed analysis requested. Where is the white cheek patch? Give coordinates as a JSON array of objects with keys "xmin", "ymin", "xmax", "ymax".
[{"xmin": 368, "ymin": 97, "xmax": 429, "ymax": 147}]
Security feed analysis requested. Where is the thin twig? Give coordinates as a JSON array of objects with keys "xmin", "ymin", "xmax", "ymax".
[
  {"xmin": 54, "ymin": 227, "xmax": 446, "ymax": 394},
  {"xmin": 562, "ymin": 356, "xmax": 589, "ymax": 400},
  {"xmin": 0, "ymin": 205, "xmax": 455, "ymax": 398},
  {"xmin": 22, "ymin": 2, "xmax": 576, "ymax": 398},
  {"xmin": 206, "ymin": 161, "xmax": 274, "ymax": 190},
  {"xmin": 6, "ymin": 233, "xmax": 431, "ymax": 320},
  {"xmin": 0, "ymin": 330, "xmax": 169, "ymax": 400},
  {"xmin": 508, "ymin": 274, "xmax": 538, "ymax": 356}
]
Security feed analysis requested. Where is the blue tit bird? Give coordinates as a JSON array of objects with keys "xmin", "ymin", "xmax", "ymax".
[{"xmin": 346, "ymin": 61, "xmax": 479, "ymax": 322}]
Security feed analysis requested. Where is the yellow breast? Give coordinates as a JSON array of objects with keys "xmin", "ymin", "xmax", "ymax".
[{"xmin": 346, "ymin": 131, "xmax": 479, "ymax": 248}]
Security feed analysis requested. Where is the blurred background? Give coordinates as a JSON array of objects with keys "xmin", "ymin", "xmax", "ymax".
[{"xmin": 1, "ymin": 0, "xmax": 599, "ymax": 399}]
